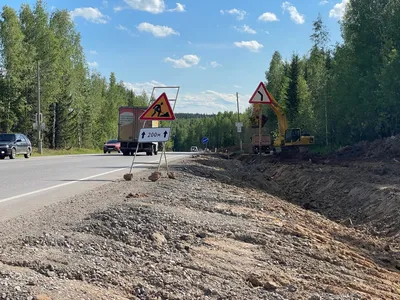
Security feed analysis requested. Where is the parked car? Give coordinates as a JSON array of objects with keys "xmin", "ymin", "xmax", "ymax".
[
  {"xmin": 103, "ymin": 139, "xmax": 121, "ymax": 154},
  {"xmin": 0, "ymin": 133, "xmax": 32, "ymax": 159},
  {"xmin": 190, "ymin": 146, "xmax": 198, "ymax": 152}
]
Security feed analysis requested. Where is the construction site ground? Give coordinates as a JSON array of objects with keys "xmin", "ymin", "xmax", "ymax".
[{"xmin": 0, "ymin": 135, "xmax": 400, "ymax": 300}]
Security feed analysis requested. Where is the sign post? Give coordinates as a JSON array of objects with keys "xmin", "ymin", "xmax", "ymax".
[
  {"xmin": 249, "ymin": 82, "xmax": 273, "ymax": 155},
  {"xmin": 127, "ymin": 91, "xmax": 177, "ymax": 178},
  {"xmin": 201, "ymin": 137, "xmax": 209, "ymax": 150}
]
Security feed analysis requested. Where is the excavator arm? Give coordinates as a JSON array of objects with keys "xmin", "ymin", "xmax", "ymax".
[{"xmin": 265, "ymin": 90, "xmax": 288, "ymax": 146}]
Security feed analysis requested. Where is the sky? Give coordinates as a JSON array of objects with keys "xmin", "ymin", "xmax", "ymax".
[{"xmin": 3, "ymin": 0, "xmax": 349, "ymax": 114}]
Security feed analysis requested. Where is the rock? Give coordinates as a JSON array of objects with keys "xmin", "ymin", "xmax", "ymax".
[
  {"xmin": 148, "ymin": 172, "xmax": 161, "ymax": 182},
  {"xmin": 167, "ymin": 172, "xmax": 176, "ymax": 179},
  {"xmin": 263, "ymin": 280, "xmax": 279, "ymax": 291},
  {"xmin": 247, "ymin": 274, "xmax": 263, "ymax": 287},
  {"xmin": 150, "ymin": 232, "xmax": 167, "ymax": 246},
  {"xmin": 309, "ymin": 295, "xmax": 321, "ymax": 300},
  {"xmin": 123, "ymin": 173, "xmax": 133, "ymax": 181},
  {"xmin": 196, "ymin": 232, "xmax": 207, "ymax": 239},
  {"xmin": 287, "ymin": 284, "xmax": 297, "ymax": 292}
]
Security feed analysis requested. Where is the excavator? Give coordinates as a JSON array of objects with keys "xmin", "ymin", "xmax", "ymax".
[{"xmin": 250, "ymin": 90, "xmax": 315, "ymax": 157}]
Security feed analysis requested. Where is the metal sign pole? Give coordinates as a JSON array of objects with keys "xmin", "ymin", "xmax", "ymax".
[{"xmin": 128, "ymin": 120, "xmax": 147, "ymax": 175}]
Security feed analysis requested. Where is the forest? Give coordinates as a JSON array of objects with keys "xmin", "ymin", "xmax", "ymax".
[{"xmin": 1, "ymin": 0, "xmax": 399, "ymax": 152}]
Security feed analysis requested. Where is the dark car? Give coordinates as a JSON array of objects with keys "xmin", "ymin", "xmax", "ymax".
[
  {"xmin": 103, "ymin": 139, "xmax": 121, "ymax": 154},
  {"xmin": 0, "ymin": 133, "xmax": 32, "ymax": 159}
]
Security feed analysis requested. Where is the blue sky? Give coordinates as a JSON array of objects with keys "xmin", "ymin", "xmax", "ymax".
[{"xmin": 4, "ymin": 0, "xmax": 349, "ymax": 114}]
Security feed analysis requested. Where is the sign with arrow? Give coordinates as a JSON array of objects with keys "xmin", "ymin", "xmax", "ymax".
[
  {"xmin": 249, "ymin": 82, "xmax": 272, "ymax": 104},
  {"xmin": 138, "ymin": 127, "xmax": 171, "ymax": 142}
]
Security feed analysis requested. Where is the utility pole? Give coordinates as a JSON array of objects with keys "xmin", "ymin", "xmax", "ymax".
[
  {"xmin": 37, "ymin": 61, "xmax": 43, "ymax": 154},
  {"xmin": 236, "ymin": 92, "xmax": 243, "ymax": 153}
]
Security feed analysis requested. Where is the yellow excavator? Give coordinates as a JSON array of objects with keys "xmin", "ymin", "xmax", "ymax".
[
  {"xmin": 266, "ymin": 89, "xmax": 315, "ymax": 155},
  {"xmin": 250, "ymin": 90, "xmax": 315, "ymax": 157}
]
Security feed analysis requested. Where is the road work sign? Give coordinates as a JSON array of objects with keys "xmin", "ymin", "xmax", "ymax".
[
  {"xmin": 249, "ymin": 82, "xmax": 272, "ymax": 104},
  {"xmin": 139, "ymin": 93, "xmax": 176, "ymax": 121},
  {"xmin": 138, "ymin": 127, "xmax": 171, "ymax": 142}
]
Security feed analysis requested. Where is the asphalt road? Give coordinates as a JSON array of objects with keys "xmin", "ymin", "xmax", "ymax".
[{"xmin": 0, "ymin": 152, "xmax": 190, "ymax": 220}]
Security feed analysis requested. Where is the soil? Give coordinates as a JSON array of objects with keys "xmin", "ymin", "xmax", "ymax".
[{"xmin": 0, "ymin": 146, "xmax": 399, "ymax": 300}]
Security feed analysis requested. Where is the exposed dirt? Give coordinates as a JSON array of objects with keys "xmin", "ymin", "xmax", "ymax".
[{"xmin": 0, "ymin": 153, "xmax": 399, "ymax": 300}]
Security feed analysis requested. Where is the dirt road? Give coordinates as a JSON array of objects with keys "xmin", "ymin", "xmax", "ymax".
[{"xmin": 0, "ymin": 154, "xmax": 399, "ymax": 299}]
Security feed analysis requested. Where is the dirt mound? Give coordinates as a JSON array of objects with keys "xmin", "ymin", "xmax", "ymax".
[
  {"xmin": 205, "ymin": 155, "xmax": 400, "ymax": 241},
  {"xmin": 331, "ymin": 135, "xmax": 400, "ymax": 161}
]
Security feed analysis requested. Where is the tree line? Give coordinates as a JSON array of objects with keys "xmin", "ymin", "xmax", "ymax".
[
  {"xmin": 0, "ymin": 1, "xmax": 148, "ymax": 149},
  {"xmin": 262, "ymin": 0, "xmax": 400, "ymax": 149},
  {"xmin": 160, "ymin": 0, "xmax": 400, "ymax": 152},
  {"xmin": 2, "ymin": 0, "xmax": 398, "ymax": 152}
]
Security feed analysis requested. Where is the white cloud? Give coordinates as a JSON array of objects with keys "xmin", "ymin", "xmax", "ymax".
[
  {"xmin": 116, "ymin": 24, "xmax": 128, "ymax": 31},
  {"xmin": 265, "ymin": 31, "xmax": 270, "ymax": 35},
  {"xmin": 69, "ymin": 7, "xmax": 110, "ymax": 24},
  {"xmin": 177, "ymin": 90, "xmax": 251, "ymax": 114},
  {"xmin": 123, "ymin": 80, "xmax": 250, "ymax": 114},
  {"xmin": 234, "ymin": 40, "xmax": 264, "ymax": 52},
  {"xmin": 88, "ymin": 61, "xmax": 98, "ymax": 68},
  {"xmin": 123, "ymin": 80, "xmax": 166, "ymax": 95},
  {"xmin": 220, "ymin": 8, "xmax": 247, "ymax": 21},
  {"xmin": 89, "ymin": 50, "xmax": 98, "ymax": 55},
  {"xmin": 119, "ymin": 0, "xmax": 185, "ymax": 14},
  {"xmin": 329, "ymin": 0, "xmax": 349, "ymax": 20},
  {"xmin": 234, "ymin": 24, "xmax": 256, "ymax": 34},
  {"xmin": 234, "ymin": 85, "xmax": 242, "ymax": 89},
  {"xmin": 210, "ymin": 61, "xmax": 222, "ymax": 68},
  {"xmin": 258, "ymin": 12, "xmax": 279, "ymax": 22},
  {"xmin": 102, "ymin": 0, "xmax": 108, "ymax": 8},
  {"xmin": 116, "ymin": 24, "xmax": 138, "ymax": 37},
  {"xmin": 137, "ymin": 22, "xmax": 179, "ymax": 37},
  {"xmin": 319, "ymin": 0, "xmax": 328, "ymax": 5},
  {"xmin": 123, "ymin": 0, "xmax": 165, "ymax": 13},
  {"xmin": 164, "ymin": 54, "xmax": 200, "ymax": 68},
  {"xmin": 167, "ymin": 3, "xmax": 185, "ymax": 12},
  {"xmin": 282, "ymin": 2, "xmax": 305, "ymax": 24}
]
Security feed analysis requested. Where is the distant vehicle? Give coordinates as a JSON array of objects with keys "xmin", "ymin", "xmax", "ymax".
[
  {"xmin": 103, "ymin": 139, "xmax": 121, "ymax": 154},
  {"xmin": 0, "ymin": 133, "xmax": 32, "ymax": 159},
  {"xmin": 118, "ymin": 106, "xmax": 158, "ymax": 156},
  {"xmin": 191, "ymin": 146, "xmax": 198, "ymax": 152}
]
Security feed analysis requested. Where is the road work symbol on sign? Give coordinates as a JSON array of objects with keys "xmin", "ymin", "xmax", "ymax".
[
  {"xmin": 140, "ymin": 93, "xmax": 176, "ymax": 121},
  {"xmin": 138, "ymin": 127, "xmax": 171, "ymax": 142},
  {"xmin": 249, "ymin": 82, "xmax": 272, "ymax": 104}
]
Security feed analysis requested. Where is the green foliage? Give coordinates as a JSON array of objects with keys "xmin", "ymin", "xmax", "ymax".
[
  {"xmin": 262, "ymin": 1, "xmax": 400, "ymax": 148},
  {"xmin": 1, "ymin": 0, "xmax": 399, "ymax": 153},
  {"xmin": 0, "ymin": 1, "xmax": 150, "ymax": 149}
]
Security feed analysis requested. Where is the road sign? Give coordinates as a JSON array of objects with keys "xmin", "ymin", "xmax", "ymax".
[
  {"xmin": 139, "ymin": 93, "xmax": 175, "ymax": 121},
  {"xmin": 138, "ymin": 127, "xmax": 171, "ymax": 142},
  {"xmin": 249, "ymin": 82, "xmax": 272, "ymax": 104},
  {"xmin": 235, "ymin": 122, "xmax": 243, "ymax": 133},
  {"xmin": 201, "ymin": 137, "xmax": 209, "ymax": 144}
]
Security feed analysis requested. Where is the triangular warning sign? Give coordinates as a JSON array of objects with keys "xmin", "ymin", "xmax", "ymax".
[
  {"xmin": 139, "ymin": 93, "xmax": 176, "ymax": 120},
  {"xmin": 249, "ymin": 82, "xmax": 272, "ymax": 104}
]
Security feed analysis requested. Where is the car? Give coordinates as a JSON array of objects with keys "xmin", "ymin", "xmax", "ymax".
[
  {"xmin": 190, "ymin": 146, "xmax": 198, "ymax": 152},
  {"xmin": 0, "ymin": 133, "xmax": 32, "ymax": 159},
  {"xmin": 103, "ymin": 139, "xmax": 121, "ymax": 154}
]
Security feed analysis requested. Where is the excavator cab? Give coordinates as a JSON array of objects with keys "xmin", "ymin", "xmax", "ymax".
[
  {"xmin": 285, "ymin": 128, "xmax": 301, "ymax": 143},
  {"xmin": 284, "ymin": 128, "xmax": 314, "ymax": 146}
]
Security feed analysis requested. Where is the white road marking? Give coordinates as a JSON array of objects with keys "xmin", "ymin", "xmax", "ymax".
[
  {"xmin": 0, "ymin": 154, "xmax": 187, "ymax": 204},
  {"xmin": 0, "ymin": 167, "xmax": 131, "ymax": 204}
]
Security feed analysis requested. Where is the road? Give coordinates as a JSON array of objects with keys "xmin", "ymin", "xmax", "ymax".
[{"xmin": 0, "ymin": 152, "xmax": 190, "ymax": 220}]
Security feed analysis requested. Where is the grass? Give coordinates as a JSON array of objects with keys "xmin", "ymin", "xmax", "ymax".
[{"xmin": 31, "ymin": 147, "xmax": 102, "ymax": 157}]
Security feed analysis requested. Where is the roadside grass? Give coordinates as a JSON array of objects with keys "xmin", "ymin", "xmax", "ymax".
[{"xmin": 31, "ymin": 147, "xmax": 102, "ymax": 157}]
